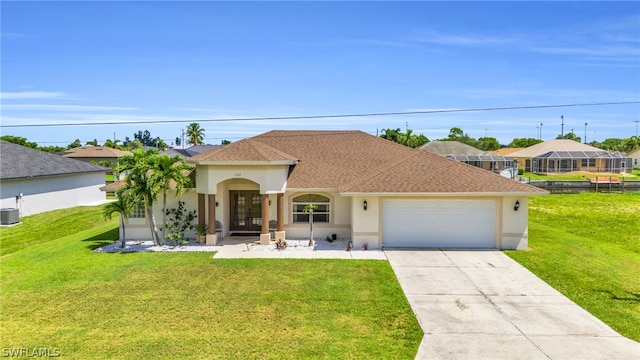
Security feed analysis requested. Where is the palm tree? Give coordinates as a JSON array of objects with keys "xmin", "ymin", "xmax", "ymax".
[
  {"xmin": 103, "ymin": 191, "xmax": 135, "ymax": 248},
  {"xmin": 380, "ymin": 128, "xmax": 402, "ymax": 143},
  {"xmin": 117, "ymin": 149, "xmax": 163, "ymax": 245},
  {"xmin": 622, "ymin": 136, "xmax": 640, "ymax": 153},
  {"xmin": 186, "ymin": 122, "xmax": 205, "ymax": 145},
  {"xmin": 103, "ymin": 139, "xmax": 122, "ymax": 149},
  {"xmin": 148, "ymin": 154, "xmax": 194, "ymax": 241}
]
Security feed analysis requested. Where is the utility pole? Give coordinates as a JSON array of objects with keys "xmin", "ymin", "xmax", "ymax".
[
  {"xmin": 405, "ymin": 121, "xmax": 408, "ymax": 133},
  {"xmin": 540, "ymin": 123, "xmax": 543, "ymax": 140},
  {"xmin": 635, "ymin": 120, "xmax": 639, "ymax": 137},
  {"xmin": 584, "ymin": 123, "xmax": 588, "ymax": 144},
  {"xmin": 484, "ymin": 128, "xmax": 488, "ymax": 137},
  {"xmin": 561, "ymin": 115, "xmax": 564, "ymax": 136}
]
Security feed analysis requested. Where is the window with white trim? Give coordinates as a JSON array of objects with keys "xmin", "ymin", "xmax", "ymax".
[
  {"xmin": 129, "ymin": 202, "xmax": 146, "ymax": 219},
  {"xmin": 292, "ymin": 194, "xmax": 330, "ymax": 223}
]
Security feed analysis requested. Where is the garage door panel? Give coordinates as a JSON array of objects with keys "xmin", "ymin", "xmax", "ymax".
[{"xmin": 383, "ymin": 200, "xmax": 496, "ymax": 248}]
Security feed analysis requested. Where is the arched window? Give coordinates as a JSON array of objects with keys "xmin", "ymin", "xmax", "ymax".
[{"xmin": 292, "ymin": 194, "xmax": 330, "ymax": 223}]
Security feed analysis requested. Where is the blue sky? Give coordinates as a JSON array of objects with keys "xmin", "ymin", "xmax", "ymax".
[{"xmin": 1, "ymin": 1, "xmax": 639, "ymax": 147}]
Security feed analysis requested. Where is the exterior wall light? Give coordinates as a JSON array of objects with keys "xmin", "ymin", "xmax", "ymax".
[
  {"xmin": 363, "ymin": 200, "xmax": 368, "ymax": 211},
  {"xmin": 215, "ymin": 201, "xmax": 219, "ymax": 207},
  {"xmin": 514, "ymin": 200, "xmax": 520, "ymax": 211}
]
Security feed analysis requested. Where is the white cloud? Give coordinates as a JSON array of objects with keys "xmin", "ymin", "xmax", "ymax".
[
  {"xmin": 0, "ymin": 91, "xmax": 70, "ymax": 100},
  {"xmin": 410, "ymin": 30, "xmax": 513, "ymax": 47},
  {"xmin": 2, "ymin": 104, "xmax": 137, "ymax": 111}
]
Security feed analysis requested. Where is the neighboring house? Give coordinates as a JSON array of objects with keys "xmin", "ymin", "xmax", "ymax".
[
  {"xmin": 122, "ymin": 131, "xmax": 546, "ymax": 250},
  {"xmin": 61, "ymin": 146, "xmax": 131, "ymax": 165},
  {"xmin": 492, "ymin": 148, "xmax": 523, "ymax": 156},
  {"xmin": 509, "ymin": 139, "xmax": 631, "ymax": 173},
  {"xmin": 627, "ymin": 148, "xmax": 640, "ymax": 169},
  {"xmin": 0, "ymin": 141, "xmax": 110, "ymax": 217},
  {"xmin": 164, "ymin": 145, "xmax": 220, "ymax": 158},
  {"xmin": 418, "ymin": 141, "xmax": 516, "ymax": 173}
]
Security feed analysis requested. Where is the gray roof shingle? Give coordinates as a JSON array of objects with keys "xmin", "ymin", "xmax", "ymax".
[{"xmin": 1, "ymin": 141, "xmax": 110, "ymax": 180}]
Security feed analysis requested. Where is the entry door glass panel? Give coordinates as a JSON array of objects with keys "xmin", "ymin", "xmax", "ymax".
[
  {"xmin": 230, "ymin": 191, "xmax": 261, "ymax": 231},
  {"xmin": 233, "ymin": 193, "xmax": 246, "ymax": 227}
]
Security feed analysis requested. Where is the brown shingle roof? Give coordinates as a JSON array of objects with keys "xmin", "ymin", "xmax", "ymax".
[
  {"xmin": 190, "ymin": 137, "xmax": 298, "ymax": 163},
  {"xmin": 62, "ymin": 146, "xmax": 131, "ymax": 158},
  {"xmin": 191, "ymin": 130, "xmax": 545, "ymax": 194}
]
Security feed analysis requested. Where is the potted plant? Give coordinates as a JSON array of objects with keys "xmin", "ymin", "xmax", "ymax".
[{"xmin": 196, "ymin": 224, "xmax": 208, "ymax": 244}]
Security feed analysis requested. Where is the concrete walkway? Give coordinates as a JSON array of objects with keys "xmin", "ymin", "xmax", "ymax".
[
  {"xmin": 385, "ymin": 250, "xmax": 640, "ymax": 360},
  {"xmin": 213, "ymin": 243, "xmax": 387, "ymax": 260}
]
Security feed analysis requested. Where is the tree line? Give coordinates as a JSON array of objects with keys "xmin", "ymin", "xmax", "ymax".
[
  {"xmin": 3, "ymin": 123, "xmax": 639, "ymax": 154},
  {"xmin": 378, "ymin": 126, "xmax": 640, "ymax": 153},
  {"xmin": 0, "ymin": 122, "xmax": 231, "ymax": 153}
]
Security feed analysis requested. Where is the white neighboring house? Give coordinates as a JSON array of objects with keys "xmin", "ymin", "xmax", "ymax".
[
  {"xmin": 627, "ymin": 147, "xmax": 640, "ymax": 169},
  {"xmin": 0, "ymin": 141, "xmax": 110, "ymax": 217}
]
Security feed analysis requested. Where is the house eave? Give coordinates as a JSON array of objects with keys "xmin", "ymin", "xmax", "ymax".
[
  {"xmin": 339, "ymin": 191, "xmax": 549, "ymax": 197},
  {"xmin": 0, "ymin": 168, "xmax": 110, "ymax": 181},
  {"xmin": 189, "ymin": 160, "xmax": 298, "ymax": 166}
]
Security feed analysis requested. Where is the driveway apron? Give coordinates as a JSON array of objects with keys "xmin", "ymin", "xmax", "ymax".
[{"xmin": 385, "ymin": 250, "xmax": 640, "ymax": 360}]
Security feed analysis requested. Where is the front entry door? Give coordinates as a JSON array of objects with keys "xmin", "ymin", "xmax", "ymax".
[{"xmin": 230, "ymin": 191, "xmax": 262, "ymax": 232}]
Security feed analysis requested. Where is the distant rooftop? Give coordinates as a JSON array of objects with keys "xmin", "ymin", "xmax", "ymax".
[{"xmin": 1, "ymin": 141, "xmax": 109, "ymax": 180}]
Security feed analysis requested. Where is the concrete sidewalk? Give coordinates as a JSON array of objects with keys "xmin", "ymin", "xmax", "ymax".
[
  {"xmin": 213, "ymin": 243, "xmax": 387, "ymax": 260},
  {"xmin": 385, "ymin": 250, "xmax": 640, "ymax": 360}
]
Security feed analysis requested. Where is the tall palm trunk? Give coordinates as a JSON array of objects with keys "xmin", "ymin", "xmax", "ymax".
[
  {"xmin": 147, "ymin": 205, "xmax": 160, "ymax": 245},
  {"xmin": 120, "ymin": 213, "xmax": 127, "ymax": 248},
  {"xmin": 162, "ymin": 192, "xmax": 167, "ymax": 242}
]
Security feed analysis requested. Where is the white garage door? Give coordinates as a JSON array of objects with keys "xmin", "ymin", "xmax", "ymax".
[{"xmin": 382, "ymin": 199, "xmax": 496, "ymax": 248}]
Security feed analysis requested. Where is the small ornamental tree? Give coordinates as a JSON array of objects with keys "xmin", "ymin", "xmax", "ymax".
[
  {"xmin": 303, "ymin": 204, "xmax": 318, "ymax": 245},
  {"xmin": 103, "ymin": 190, "xmax": 135, "ymax": 248},
  {"xmin": 161, "ymin": 201, "xmax": 197, "ymax": 246}
]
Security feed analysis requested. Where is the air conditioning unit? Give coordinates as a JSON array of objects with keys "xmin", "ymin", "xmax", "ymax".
[{"xmin": 0, "ymin": 208, "xmax": 19, "ymax": 225}]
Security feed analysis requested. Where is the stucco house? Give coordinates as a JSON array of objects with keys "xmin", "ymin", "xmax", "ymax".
[
  {"xmin": 419, "ymin": 141, "xmax": 516, "ymax": 174},
  {"xmin": 122, "ymin": 131, "xmax": 546, "ymax": 250},
  {"xmin": 509, "ymin": 139, "xmax": 631, "ymax": 173},
  {"xmin": 627, "ymin": 147, "xmax": 640, "ymax": 169},
  {"xmin": 0, "ymin": 141, "xmax": 110, "ymax": 217}
]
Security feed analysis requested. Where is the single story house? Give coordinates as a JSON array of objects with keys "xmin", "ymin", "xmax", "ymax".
[
  {"xmin": 418, "ymin": 141, "xmax": 516, "ymax": 174},
  {"xmin": 0, "ymin": 141, "xmax": 110, "ymax": 217},
  {"xmin": 509, "ymin": 139, "xmax": 632, "ymax": 173},
  {"xmin": 122, "ymin": 131, "xmax": 546, "ymax": 250},
  {"xmin": 61, "ymin": 145, "xmax": 131, "ymax": 165},
  {"xmin": 492, "ymin": 148, "xmax": 523, "ymax": 156},
  {"xmin": 627, "ymin": 147, "xmax": 640, "ymax": 169}
]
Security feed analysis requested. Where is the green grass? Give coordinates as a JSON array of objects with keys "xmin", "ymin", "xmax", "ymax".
[
  {"xmin": 1, "ymin": 206, "xmax": 422, "ymax": 359},
  {"xmin": 0, "ymin": 206, "xmax": 115, "ymax": 256},
  {"xmin": 506, "ymin": 193, "xmax": 640, "ymax": 341}
]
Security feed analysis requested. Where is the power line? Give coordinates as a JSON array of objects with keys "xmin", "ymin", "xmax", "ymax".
[{"xmin": 1, "ymin": 101, "xmax": 638, "ymax": 128}]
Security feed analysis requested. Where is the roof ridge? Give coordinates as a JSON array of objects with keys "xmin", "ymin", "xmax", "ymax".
[{"xmin": 248, "ymin": 139, "xmax": 298, "ymax": 161}]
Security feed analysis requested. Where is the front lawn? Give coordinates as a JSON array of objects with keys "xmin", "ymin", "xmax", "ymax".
[
  {"xmin": 0, "ymin": 207, "xmax": 422, "ymax": 359},
  {"xmin": 506, "ymin": 193, "xmax": 640, "ymax": 342}
]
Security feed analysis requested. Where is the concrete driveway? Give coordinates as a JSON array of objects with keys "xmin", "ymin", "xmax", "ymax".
[{"xmin": 385, "ymin": 250, "xmax": 640, "ymax": 360}]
